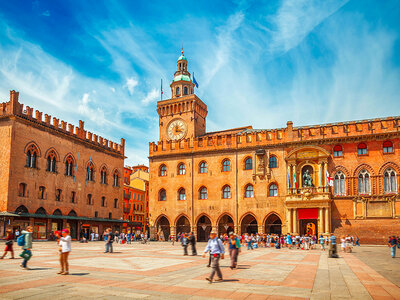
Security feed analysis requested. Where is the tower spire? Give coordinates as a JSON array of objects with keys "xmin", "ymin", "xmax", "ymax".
[{"xmin": 170, "ymin": 49, "xmax": 193, "ymax": 98}]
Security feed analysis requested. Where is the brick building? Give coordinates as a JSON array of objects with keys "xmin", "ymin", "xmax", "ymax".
[
  {"xmin": 148, "ymin": 52, "xmax": 400, "ymax": 244},
  {"xmin": 0, "ymin": 91, "xmax": 125, "ymax": 239},
  {"xmin": 123, "ymin": 165, "xmax": 149, "ymax": 234}
]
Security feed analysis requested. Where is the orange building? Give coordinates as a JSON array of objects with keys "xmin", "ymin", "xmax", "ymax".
[
  {"xmin": 123, "ymin": 165, "xmax": 149, "ymax": 234},
  {"xmin": 148, "ymin": 52, "xmax": 400, "ymax": 244},
  {"xmin": 0, "ymin": 91, "xmax": 125, "ymax": 239}
]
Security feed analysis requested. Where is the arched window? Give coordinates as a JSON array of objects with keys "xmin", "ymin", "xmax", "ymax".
[
  {"xmin": 176, "ymin": 87, "xmax": 180, "ymax": 96},
  {"xmin": 38, "ymin": 186, "xmax": 45, "ymax": 199},
  {"xmin": 244, "ymin": 157, "xmax": 253, "ymax": 170},
  {"xmin": 222, "ymin": 159, "xmax": 231, "ymax": 172},
  {"xmin": 358, "ymin": 169, "xmax": 370, "ymax": 194},
  {"xmin": 101, "ymin": 196, "xmax": 106, "ymax": 207},
  {"xmin": 199, "ymin": 187, "xmax": 208, "ymax": 199},
  {"xmin": 159, "ymin": 189, "xmax": 167, "ymax": 201},
  {"xmin": 65, "ymin": 156, "xmax": 74, "ymax": 176},
  {"xmin": 245, "ymin": 184, "xmax": 254, "ymax": 198},
  {"xmin": 159, "ymin": 164, "xmax": 167, "ymax": 177},
  {"xmin": 334, "ymin": 171, "xmax": 346, "ymax": 195},
  {"xmin": 19, "ymin": 183, "xmax": 27, "ymax": 197},
  {"xmin": 87, "ymin": 194, "xmax": 93, "ymax": 205},
  {"xmin": 357, "ymin": 143, "xmax": 367, "ymax": 155},
  {"xmin": 184, "ymin": 86, "xmax": 188, "ymax": 95},
  {"xmin": 113, "ymin": 170, "xmax": 119, "ymax": 187},
  {"xmin": 178, "ymin": 188, "xmax": 186, "ymax": 200},
  {"xmin": 114, "ymin": 198, "xmax": 118, "ymax": 208},
  {"xmin": 199, "ymin": 161, "xmax": 207, "ymax": 173},
  {"xmin": 100, "ymin": 166, "xmax": 107, "ymax": 184},
  {"xmin": 26, "ymin": 145, "xmax": 38, "ymax": 168},
  {"xmin": 46, "ymin": 150, "xmax": 57, "ymax": 173},
  {"xmin": 269, "ymin": 184, "xmax": 278, "ymax": 197},
  {"xmin": 269, "ymin": 156, "xmax": 277, "ymax": 168},
  {"xmin": 86, "ymin": 162, "xmax": 94, "ymax": 181},
  {"xmin": 384, "ymin": 168, "xmax": 396, "ymax": 193},
  {"xmin": 178, "ymin": 163, "xmax": 186, "ymax": 175},
  {"xmin": 333, "ymin": 145, "xmax": 343, "ymax": 157},
  {"xmin": 383, "ymin": 141, "xmax": 393, "ymax": 153},
  {"xmin": 222, "ymin": 185, "xmax": 231, "ymax": 199}
]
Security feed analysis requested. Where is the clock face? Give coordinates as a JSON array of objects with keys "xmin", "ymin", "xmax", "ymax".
[{"xmin": 167, "ymin": 119, "xmax": 188, "ymax": 140}]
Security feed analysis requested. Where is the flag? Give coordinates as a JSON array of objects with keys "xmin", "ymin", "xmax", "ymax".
[
  {"xmin": 293, "ymin": 172, "xmax": 298, "ymax": 189},
  {"xmin": 326, "ymin": 170, "xmax": 333, "ymax": 186},
  {"xmin": 288, "ymin": 173, "xmax": 291, "ymax": 189},
  {"xmin": 193, "ymin": 73, "xmax": 199, "ymax": 88}
]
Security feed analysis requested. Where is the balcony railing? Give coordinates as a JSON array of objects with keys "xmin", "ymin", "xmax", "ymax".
[{"xmin": 288, "ymin": 186, "xmax": 331, "ymax": 195}]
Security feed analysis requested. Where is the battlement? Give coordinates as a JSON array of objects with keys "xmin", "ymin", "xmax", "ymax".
[
  {"xmin": 0, "ymin": 90, "xmax": 125, "ymax": 156},
  {"xmin": 149, "ymin": 116, "xmax": 400, "ymax": 156}
]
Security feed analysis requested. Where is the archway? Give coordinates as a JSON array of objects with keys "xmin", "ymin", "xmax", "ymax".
[
  {"xmin": 35, "ymin": 207, "xmax": 47, "ymax": 215},
  {"xmin": 241, "ymin": 214, "xmax": 258, "ymax": 234},
  {"xmin": 218, "ymin": 214, "xmax": 234, "ymax": 236},
  {"xmin": 265, "ymin": 214, "xmax": 282, "ymax": 235},
  {"xmin": 176, "ymin": 215, "xmax": 191, "ymax": 235},
  {"xmin": 156, "ymin": 216, "xmax": 170, "ymax": 241},
  {"xmin": 15, "ymin": 205, "xmax": 28, "ymax": 214},
  {"xmin": 196, "ymin": 215, "xmax": 212, "ymax": 242}
]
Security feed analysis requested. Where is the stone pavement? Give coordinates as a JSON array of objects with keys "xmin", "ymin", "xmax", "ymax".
[{"xmin": 0, "ymin": 241, "xmax": 399, "ymax": 299}]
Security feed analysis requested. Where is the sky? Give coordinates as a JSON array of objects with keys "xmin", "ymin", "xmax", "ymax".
[{"xmin": 0, "ymin": 0, "xmax": 400, "ymax": 165}]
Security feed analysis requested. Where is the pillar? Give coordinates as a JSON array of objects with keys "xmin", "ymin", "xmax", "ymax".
[
  {"xmin": 46, "ymin": 218, "xmax": 52, "ymax": 239},
  {"xmin": 234, "ymin": 225, "xmax": 239, "ymax": 235},
  {"xmin": 318, "ymin": 208, "xmax": 324, "ymax": 235},
  {"xmin": 258, "ymin": 224, "xmax": 264, "ymax": 234},
  {"xmin": 170, "ymin": 225, "xmax": 176, "ymax": 237},
  {"xmin": 292, "ymin": 209, "xmax": 298, "ymax": 234},
  {"xmin": 324, "ymin": 207, "xmax": 330, "ymax": 233},
  {"xmin": 319, "ymin": 163, "xmax": 323, "ymax": 189},
  {"xmin": 287, "ymin": 208, "xmax": 293, "ymax": 234}
]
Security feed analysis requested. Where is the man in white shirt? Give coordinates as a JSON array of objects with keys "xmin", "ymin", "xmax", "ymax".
[{"xmin": 202, "ymin": 232, "xmax": 225, "ymax": 283}]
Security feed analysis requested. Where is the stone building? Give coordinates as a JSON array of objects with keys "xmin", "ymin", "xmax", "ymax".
[
  {"xmin": 148, "ymin": 52, "xmax": 400, "ymax": 244},
  {"xmin": 0, "ymin": 91, "xmax": 125, "ymax": 239}
]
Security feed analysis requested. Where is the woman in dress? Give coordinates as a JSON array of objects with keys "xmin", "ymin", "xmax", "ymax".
[{"xmin": 0, "ymin": 229, "xmax": 14, "ymax": 259}]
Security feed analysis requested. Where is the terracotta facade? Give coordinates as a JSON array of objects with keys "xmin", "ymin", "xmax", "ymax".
[
  {"xmin": 0, "ymin": 91, "xmax": 125, "ymax": 239},
  {"xmin": 148, "ymin": 53, "xmax": 400, "ymax": 244}
]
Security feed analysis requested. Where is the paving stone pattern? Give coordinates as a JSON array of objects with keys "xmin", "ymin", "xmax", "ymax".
[{"xmin": 0, "ymin": 242, "xmax": 399, "ymax": 299}]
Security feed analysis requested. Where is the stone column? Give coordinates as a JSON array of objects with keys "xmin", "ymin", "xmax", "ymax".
[
  {"xmin": 292, "ymin": 209, "xmax": 298, "ymax": 234},
  {"xmin": 258, "ymin": 224, "xmax": 264, "ymax": 234},
  {"xmin": 234, "ymin": 225, "xmax": 239, "ymax": 235},
  {"xmin": 46, "ymin": 219, "xmax": 52, "ymax": 239},
  {"xmin": 318, "ymin": 208, "xmax": 324, "ymax": 235},
  {"xmin": 324, "ymin": 208, "xmax": 330, "ymax": 233},
  {"xmin": 170, "ymin": 225, "xmax": 176, "ymax": 237},
  {"xmin": 287, "ymin": 208, "xmax": 293, "ymax": 234}
]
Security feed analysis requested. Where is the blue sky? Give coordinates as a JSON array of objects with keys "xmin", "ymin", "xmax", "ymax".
[{"xmin": 1, "ymin": 0, "xmax": 400, "ymax": 165}]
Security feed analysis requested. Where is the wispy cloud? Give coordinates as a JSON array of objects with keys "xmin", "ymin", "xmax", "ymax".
[{"xmin": 124, "ymin": 77, "xmax": 138, "ymax": 95}]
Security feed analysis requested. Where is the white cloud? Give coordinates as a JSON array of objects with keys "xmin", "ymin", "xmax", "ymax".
[
  {"xmin": 124, "ymin": 77, "xmax": 138, "ymax": 95},
  {"xmin": 141, "ymin": 88, "xmax": 159, "ymax": 105}
]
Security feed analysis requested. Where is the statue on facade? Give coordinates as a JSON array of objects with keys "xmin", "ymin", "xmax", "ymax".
[{"xmin": 303, "ymin": 169, "xmax": 313, "ymax": 187}]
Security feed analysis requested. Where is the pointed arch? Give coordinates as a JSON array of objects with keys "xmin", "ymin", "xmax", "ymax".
[
  {"xmin": 63, "ymin": 153, "xmax": 76, "ymax": 164},
  {"xmin": 353, "ymin": 163, "xmax": 375, "ymax": 177},
  {"xmin": 331, "ymin": 165, "xmax": 350, "ymax": 177},
  {"xmin": 68, "ymin": 210, "xmax": 77, "ymax": 217},
  {"xmin": 24, "ymin": 141, "xmax": 41, "ymax": 156},
  {"xmin": 44, "ymin": 147, "xmax": 60, "ymax": 161},
  {"xmin": 286, "ymin": 145, "xmax": 330, "ymax": 159},
  {"xmin": 262, "ymin": 211, "xmax": 283, "ymax": 225},
  {"xmin": 174, "ymin": 213, "xmax": 191, "ymax": 227},
  {"xmin": 239, "ymin": 211, "xmax": 260, "ymax": 225},
  {"xmin": 15, "ymin": 205, "xmax": 29, "ymax": 214},
  {"xmin": 378, "ymin": 161, "xmax": 400, "ymax": 175},
  {"xmin": 53, "ymin": 209, "xmax": 62, "ymax": 216},
  {"xmin": 86, "ymin": 160, "xmax": 96, "ymax": 170},
  {"xmin": 155, "ymin": 214, "xmax": 171, "ymax": 225},
  {"xmin": 35, "ymin": 207, "xmax": 47, "ymax": 215},
  {"xmin": 195, "ymin": 213, "xmax": 214, "ymax": 225},
  {"xmin": 216, "ymin": 212, "xmax": 235, "ymax": 225}
]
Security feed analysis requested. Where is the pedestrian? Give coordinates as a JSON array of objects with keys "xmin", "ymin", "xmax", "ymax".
[
  {"xmin": 181, "ymin": 233, "xmax": 189, "ymax": 255},
  {"xmin": 58, "ymin": 229, "xmax": 71, "ymax": 275},
  {"xmin": 0, "ymin": 229, "xmax": 15, "ymax": 259},
  {"xmin": 202, "ymin": 232, "xmax": 225, "ymax": 283},
  {"xmin": 19, "ymin": 226, "xmax": 33, "ymax": 269},
  {"xmin": 104, "ymin": 228, "xmax": 114, "ymax": 253},
  {"xmin": 340, "ymin": 236, "xmax": 346, "ymax": 252},
  {"xmin": 286, "ymin": 233, "xmax": 292, "ymax": 249},
  {"xmin": 91, "ymin": 232, "xmax": 95, "ymax": 241},
  {"xmin": 246, "ymin": 234, "xmax": 253, "ymax": 250},
  {"xmin": 170, "ymin": 234, "xmax": 175, "ymax": 245},
  {"xmin": 228, "ymin": 232, "xmax": 240, "ymax": 269},
  {"xmin": 355, "ymin": 236, "xmax": 360, "ymax": 246},
  {"xmin": 388, "ymin": 236, "xmax": 397, "ymax": 258},
  {"xmin": 329, "ymin": 233, "xmax": 338, "ymax": 258},
  {"xmin": 319, "ymin": 234, "xmax": 325, "ymax": 251},
  {"xmin": 15, "ymin": 229, "xmax": 20, "ymax": 241},
  {"xmin": 189, "ymin": 232, "xmax": 197, "ymax": 256}
]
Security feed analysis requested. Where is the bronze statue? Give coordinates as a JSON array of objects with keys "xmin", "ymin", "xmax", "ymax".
[{"xmin": 303, "ymin": 169, "xmax": 313, "ymax": 187}]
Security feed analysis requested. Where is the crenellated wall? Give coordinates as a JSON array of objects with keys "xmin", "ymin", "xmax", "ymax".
[{"xmin": 1, "ymin": 90, "xmax": 125, "ymax": 156}]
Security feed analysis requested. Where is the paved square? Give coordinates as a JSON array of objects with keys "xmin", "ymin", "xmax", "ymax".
[{"xmin": 0, "ymin": 241, "xmax": 399, "ymax": 299}]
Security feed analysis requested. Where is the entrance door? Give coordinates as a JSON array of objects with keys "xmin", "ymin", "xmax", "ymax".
[
  {"xmin": 196, "ymin": 215, "xmax": 211, "ymax": 242},
  {"xmin": 300, "ymin": 219, "xmax": 318, "ymax": 236}
]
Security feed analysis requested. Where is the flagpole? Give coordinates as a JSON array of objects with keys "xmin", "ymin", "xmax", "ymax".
[{"xmin": 160, "ymin": 78, "xmax": 163, "ymax": 101}]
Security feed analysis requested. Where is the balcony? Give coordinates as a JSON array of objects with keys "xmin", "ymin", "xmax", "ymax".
[{"xmin": 286, "ymin": 186, "xmax": 331, "ymax": 207}]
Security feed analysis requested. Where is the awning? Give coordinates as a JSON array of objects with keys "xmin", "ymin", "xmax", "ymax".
[
  {"xmin": 0, "ymin": 211, "xmax": 20, "ymax": 217},
  {"xmin": 298, "ymin": 208, "xmax": 319, "ymax": 220}
]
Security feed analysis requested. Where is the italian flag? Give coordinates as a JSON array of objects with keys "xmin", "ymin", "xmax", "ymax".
[{"xmin": 293, "ymin": 172, "xmax": 298, "ymax": 189}]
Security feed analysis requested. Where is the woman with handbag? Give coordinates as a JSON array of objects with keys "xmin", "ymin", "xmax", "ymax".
[
  {"xmin": 0, "ymin": 229, "xmax": 14, "ymax": 259},
  {"xmin": 228, "ymin": 232, "xmax": 241, "ymax": 269}
]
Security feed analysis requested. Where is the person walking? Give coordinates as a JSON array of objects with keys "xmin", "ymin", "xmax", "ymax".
[
  {"xmin": 181, "ymin": 233, "xmax": 189, "ymax": 256},
  {"xmin": 58, "ymin": 229, "xmax": 71, "ymax": 275},
  {"xmin": 15, "ymin": 229, "xmax": 20, "ymax": 241},
  {"xmin": 189, "ymin": 232, "xmax": 197, "ymax": 256},
  {"xmin": 329, "ymin": 233, "xmax": 338, "ymax": 258},
  {"xmin": 228, "ymin": 232, "xmax": 240, "ymax": 269},
  {"xmin": 104, "ymin": 228, "xmax": 114, "ymax": 253},
  {"xmin": 202, "ymin": 232, "xmax": 225, "ymax": 283},
  {"xmin": 19, "ymin": 226, "xmax": 33, "ymax": 269},
  {"xmin": 246, "ymin": 234, "xmax": 253, "ymax": 250},
  {"xmin": 388, "ymin": 236, "xmax": 397, "ymax": 258},
  {"xmin": 319, "ymin": 235, "xmax": 325, "ymax": 251},
  {"xmin": 0, "ymin": 229, "xmax": 15, "ymax": 259}
]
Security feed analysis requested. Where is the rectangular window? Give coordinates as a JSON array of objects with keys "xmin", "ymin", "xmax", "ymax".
[
  {"xmin": 19, "ymin": 183, "xmax": 27, "ymax": 197},
  {"xmin": 56, "ymin": 189, "xmax": 62, "ymax": 201},
  {"xmin": 71, "ymin": 191, "xmax": 76, "ymax": 203},
  {"xmin": 95, "ymin": 211, "xmax": 98, "ymax": 218},
  {"xmin": 38, "ymin": 186, "xmax": 45, "ymax": 199}
]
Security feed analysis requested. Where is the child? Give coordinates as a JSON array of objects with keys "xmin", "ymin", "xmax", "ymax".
[
  {"xmin": 19, "ymin": 226, "xmax": 33, "ymax": 269},
  {"xmin": 58, "ymin": 229, "xmax": 71, "ymax": 275}
]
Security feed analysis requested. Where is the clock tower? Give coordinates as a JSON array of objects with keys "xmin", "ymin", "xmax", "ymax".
[{"xmin": 157, "ymin": 50, "xmax": 208, "ymax": 141}]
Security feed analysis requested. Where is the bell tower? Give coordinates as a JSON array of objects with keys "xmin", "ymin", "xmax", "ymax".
[{"xmin": 157, "ymin": 50, "xmax": 207, "ymax": 142}]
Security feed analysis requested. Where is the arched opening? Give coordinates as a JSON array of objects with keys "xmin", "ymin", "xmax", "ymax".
[
  {"xmin": 218, "ymin": 214, "xmax": 234, "ymax": 236},
  {"xmin": 301, "ymin": 165, "xmax": 314, "ymax": 187},
  {"xmin": 176, "ymin": 215, "xmax": 191, "ymax": 235},
  {"xmin": 68, "ymin": 210, "xmax": 77, "ymax": 217},
  {"xmin": 156, "ymin": 216, "xmax": 170, "ymax": 241},
  {"xmin": 15, "ymin": 205, "xmax": 28, "ymax": 214},
  {"xmin": 35, "ymin": 207, "xmax": 47, "ymax": 215},
  {"xmin": 241, "ymin": 214, "xmax": 258, "ymax": 234},
  {"xmin": 265, "ymin": 214, "xmax": 282, "ymax": 235},
  {"xmin": 196, "ymin": 215, "xmax": 211, "ymax": 242},
  {"xmin": 53, "ymin": 209, "xmax": 62, "ymax": 216}
]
